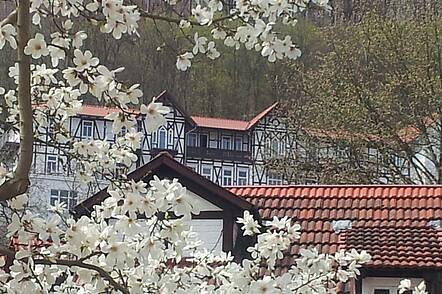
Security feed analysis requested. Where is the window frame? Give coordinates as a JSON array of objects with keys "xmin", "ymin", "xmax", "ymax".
[
  {"xmin": 81, "ymin": 120, "xmax": 93, "ymax": 138},
  {"xmin": 221, "ymin": 136, "xmax": 232, "ymax": 150},
  {"xmin": 237, "ymin": 169, "xmax": 248, "ymax": 185},
  {"xmin": 200, "ymin": 133, "xmax": 208, "ymax": 148},
  {"xmin": 158, "ymin": 128, "xmax": 167, "ymax": 149},
  {"xmin": 47, "ymin": 155, "xmax": 59, "ymax": 174},
  {"xmin": 222, "ymin": 167, "xmax": 233, "ymax": 186},
  {"xmin": 362, "ymin": 277, "xmax": 423, "ymax": 294},
  {"xmin": 187, "ymin": 133, "xmax": 197, "ymax": 147},
  {"xmin": 234, "ymin": 137, "xmax": 243, "ymax": 151},
  {"xmin": 187, "ymin": 163, "xmax": 198, "ymax": 173},
  {"xmin": 267, "ymin": 172, "xmax": 282, "ymax": 185},
  {"xmin": 50, "ymin": 189, "xmax": 78, "ymax": 209},
  {"xmin": 201, "ymin": 165, "xmax": 212, "ymax": 181}
]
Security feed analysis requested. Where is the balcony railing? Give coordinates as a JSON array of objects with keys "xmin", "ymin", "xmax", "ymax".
[{"xmin": 187, "ymin": 146, "xmax": 252, "ymax": 162}]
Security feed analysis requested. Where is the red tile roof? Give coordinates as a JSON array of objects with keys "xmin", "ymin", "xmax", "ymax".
[
  {"xmin": 247, "ymin": 102, "xmax": 278, "ymax": 129},
  {"xmin": 191, "ymin": 116, "xmax": 250, "ymax": 131},
  {"xmin": 79, "ymin": 105, "xmax": 139, "ymax": 117},
  {"xmin": 75, "ymin": 101, "xmax": 278, "ymax": 131},
  {"xmin": 228, "ymin": 185, "xmax": 442, "ymax": 271},
  {"xmin": 191, "ymin": 102, "xmax": 278, "ymax": 131}
]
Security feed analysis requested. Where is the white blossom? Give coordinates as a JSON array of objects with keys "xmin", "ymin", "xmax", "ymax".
[
  {"xmin": 0, "ymin": 24, "xmax": 17, "ymax": 49},
  {"xmin": 176, "ymin": 52, "xmax": 194, "ymax": 71},
  {"xmin": 24, "ymin": 33, "xmax": 49, "ymax": 59},
  {"xmin": 140, "ymin": 98, "xmax": 170, "ymax": 133}
]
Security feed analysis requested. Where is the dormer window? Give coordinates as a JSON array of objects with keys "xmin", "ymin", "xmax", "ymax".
[
  {"xmin": 82, "ymin": 120, "xmax": 93, "ymax": 138},
  {"xmin": 222, "ymin": 136, "xmax": 232, "ymax": 150}
]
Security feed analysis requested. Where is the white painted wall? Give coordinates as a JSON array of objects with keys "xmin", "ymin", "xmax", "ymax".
[
  {"xmin": 189, "ymin": 219, "xmax": 223, "ymax": 254},
  {"xmin": 187, "ymin": 190, "xmax": 222, "ymax": 212}
]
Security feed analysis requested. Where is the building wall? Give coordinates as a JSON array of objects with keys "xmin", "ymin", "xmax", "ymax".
[{"xmin": 251, "ymin": 112, "xmax": 295, "ymax": 185}]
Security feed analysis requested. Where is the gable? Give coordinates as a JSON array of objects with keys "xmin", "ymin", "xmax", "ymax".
[
  {"xmin": 187, "ymin": 189, "xmax": 222, "ymax": 212},
  {"xmin": 155, "ymin": 90, "xmax": 196, "ymax": 127}
]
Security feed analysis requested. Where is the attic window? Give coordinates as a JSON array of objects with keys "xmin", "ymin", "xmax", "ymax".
[
  {"xmin": 428, "ymin": 220, "xmax": 442, "ymax": 229},
  {"xmin": 332, "ymin": 220, "xmax": 352, "ymax": 233}
]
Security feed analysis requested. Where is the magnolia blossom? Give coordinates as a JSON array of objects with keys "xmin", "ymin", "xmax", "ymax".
[
  {"xmin": 206, "ymin": 41, "xmax": 220, "ymax": 60},
  {"xmin": 24, "ymin": 33, "xmax": 49, "ymax": 59},
  {"xmin": 237, "ymin": 210, "xmax": 261, "ymax": 236},
  {"xmin": 73, "ymin": 49, "xmax": 99, "ymax": 71},
  {"xmin": 176, "ymin": 52, "xmax": 194, "ymax": 71},
  {"xmin": 193, "ymin": 32, "xmax": 208, "ymax": 54},
  {"xmin": 399, "ymin": 279, "xmax": 427, "ymax": 294},
  {"xmin": 0, "ymin": 24, "xmax": 17, "ymax": 49},
  {"xmin": 140, "ymin": 99, "xmax": 170, "ymax": 133},
  {"xmin": 0, "ymin": 163, "xmax": 8, "ymax": 185}
]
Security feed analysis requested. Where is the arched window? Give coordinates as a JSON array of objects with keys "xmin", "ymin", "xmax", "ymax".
[{"xmin": 158, "ymin": 128, "xmax": 167, "ymax": 149}]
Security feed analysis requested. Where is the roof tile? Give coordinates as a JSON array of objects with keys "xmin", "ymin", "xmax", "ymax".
[{"xmin": 229, "ymin": 185, "xmax": 442, "ymax": 271}]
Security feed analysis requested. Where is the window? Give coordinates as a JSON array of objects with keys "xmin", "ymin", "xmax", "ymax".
[
  {"xmin": 305, "ymin": 178, "xmax": 318, "ymax": 185},
  {"xmin": 119, "ymin": 126, "xmax": 128, "ymax": 136},
  {"xmin": 336, "ymin": 146, "xmax": 347, "ymax": 158},
  {"xmin": 47, "ymin": 155, "xmax": 58, "ymax": 174},
  {"xmin": 187, "ymin": 163, "xmax": 198, "ymax": 172},
  {"xmin": 268, "ymin": 172, "xmax": 282, "ymax": 185},
  {"xmin": 82, "ymin": 121, "xmax": 93, "ymax": 138},
  {"xmin": 188, "ymin": 133, "xmax": 197, "ymax": 147},
  {"xmin": 200, "ymin": 134, "xmax": 208, "ymax": 148},
  {"xmin": 48, "ymin": 118, "xmax": 56, "ymax": 135},
  {"xmin": 50, "ymin": 189, "xmax": 77, "ymax": 209},
  {"xmin": 374, "ymin": 290, "xmax": 390, "ymax": 294},
  {"xmin": 363, "ymin": 277, "xmax": 423, "ymax": 294},
  {"xmin": 221, "ymin": 136, "xmax": 232, "ymax": 150},
  {"xmin": 389, "ymin": 154, "xmax": 402, "ymax": 167},
  {"xmin": 158, "ymin": 128, "xmax": 167, "ymax": 149},
  {"xmin": 115, "ymin": 163, "xmax": 126, "ymax": 178},
  {"xmin": 237, "ymin": 169, "xmax": 248, "ymax": 185},
  {"xmin": 201, "ymin": 166, "xmax": 212, "ymax": 180},
  {"xmin": 234, "ymin": 137, "xmax": 243, "ymax": 151},
  {"xmin": 271, "ymin": 139, "xmax": 280, "ymax": 156},
  {"xmin": 223, "ymin": 168, "xmax": 233, "ymax": 186}
]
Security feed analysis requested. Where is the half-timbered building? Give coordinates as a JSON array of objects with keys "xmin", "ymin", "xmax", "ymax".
[
  {"xmin": 4, "ymin": 90, "xmax": 292, "ymax": 214},
  {"xmin": 1, "ymin": 89, "xmax": 437, "ymax": 214}
]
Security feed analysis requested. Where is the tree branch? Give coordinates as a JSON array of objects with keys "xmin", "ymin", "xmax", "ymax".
[
  {"xmin": 34, "ymin": 258, "xmax": 129, "ymax": 294},
  {"xmin": 0, "ymin": 0, "xmax": 33, "ymax": 202},
  {"xmin": 0, "ymin": 9, "xmax": 17, "ymax": 27},
  {"xmin": 139, "ymin": 10, "xmax": 236, "ymax": 26},
  {"xmin": 0, "ymin": 243, "xmax": 129, "ymax": 294}
]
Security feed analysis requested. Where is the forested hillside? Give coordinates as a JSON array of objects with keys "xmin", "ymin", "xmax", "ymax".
[{"xmin": 0, "ymin": 0, "xmax": 440, "ymax": 121}]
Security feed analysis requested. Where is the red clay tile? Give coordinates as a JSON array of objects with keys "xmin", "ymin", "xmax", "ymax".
[{"xmin": 227, "ymin": 185, "xmax": 442, "ymax": 270}]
